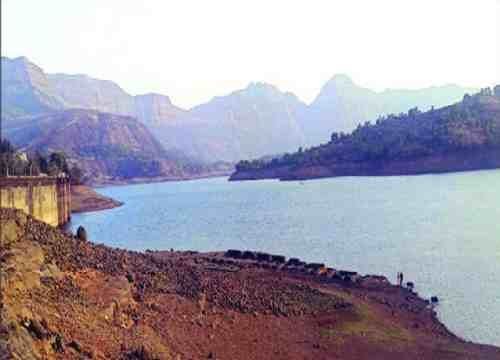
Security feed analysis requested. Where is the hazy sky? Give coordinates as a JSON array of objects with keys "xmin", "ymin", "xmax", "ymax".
[{"xmin": 2, "ymin": 0, "xmax": 499, "ymax": 108}]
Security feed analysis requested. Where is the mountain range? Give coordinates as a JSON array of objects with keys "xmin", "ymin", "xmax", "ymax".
[{"xmin": 1, "ymin": 56, "xmax": 477, "ymax": 166}]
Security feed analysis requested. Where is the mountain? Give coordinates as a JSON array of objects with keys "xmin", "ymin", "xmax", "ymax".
[
  {"xmin": 1, "ymin": 56, "xmax": 476, "ymax": 164},
  {"xmin": 1, "ymin": 57, "xmax": 64, "ymax": 120},
  {"xmin": 302, "ymin": 74, "xmax": 478, "ymax": 146},
  {"xmin": 134, "ymin": 93, "xmax": 186, "ymax": 126},
  {"xmin": 230, "ymin": 88, "xmax": 500, "ymax": 181},
  {"xmin": 1, "ymin": 56, "xmax": 184, "ymax": 127},
  {"xmin": 4, "ymin": 109, "xmax": 191, "ymax": 183},
  {"xmin": 151, "ymin": 82, "xmax": 307, "ymax": 163}
]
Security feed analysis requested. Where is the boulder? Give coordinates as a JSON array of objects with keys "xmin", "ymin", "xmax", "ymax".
[{"xmin": 76, "ymin": 226, "xmax": 87, "ymax": 241}]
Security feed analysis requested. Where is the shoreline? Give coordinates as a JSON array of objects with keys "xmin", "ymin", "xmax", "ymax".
[
  {"xmin": 229, "ymin": 150, "xmax": 500, "ymax": 181},
  {"xmin": 70, "ymin": 185, "xmax": 123, "ymax": 214},
  {"xmin": 1, "ymin": 208, "xmax": 499, "ymax": 359}
]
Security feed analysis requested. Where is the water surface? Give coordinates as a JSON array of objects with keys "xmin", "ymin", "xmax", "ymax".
[{"xmin": 71, "ymin": 170, "xmax": 500, "ymax": 346}]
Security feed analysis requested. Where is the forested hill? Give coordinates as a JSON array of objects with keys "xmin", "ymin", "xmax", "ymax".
[{"xmin": 230, "ymin": 87, "xmax": 500, "ymax": 181}]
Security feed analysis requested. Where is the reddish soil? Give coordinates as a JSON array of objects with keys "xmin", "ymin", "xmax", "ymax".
[
  {"xmin": 1, "ymin": 208, "xmax": 499, "ymax": 359},
  {"xmin": 71, "ymin": 185, "xmax": 123, "ymax": 213}
]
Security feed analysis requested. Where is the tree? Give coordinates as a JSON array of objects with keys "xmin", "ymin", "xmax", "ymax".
[
  {"xmin": 494, "ymin": 85, "xmax": 500, "ymax": 98},
  {"xmin": 479, "ymin": 87, "xmax": 492, "ymax": 96},
  {"xmin": 69, "ymin": 165, "xmax": 84, "ymax": 184}
]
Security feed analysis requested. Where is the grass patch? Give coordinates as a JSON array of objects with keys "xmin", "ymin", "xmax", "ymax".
[{"xmin": 319, "ymin": 301, "xmax": 413, "ymax": 348}]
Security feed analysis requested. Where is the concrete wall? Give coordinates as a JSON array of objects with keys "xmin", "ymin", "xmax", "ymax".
[{"xmin": 0, "ymin": 177, "xmax": 71, "ymax": 227}]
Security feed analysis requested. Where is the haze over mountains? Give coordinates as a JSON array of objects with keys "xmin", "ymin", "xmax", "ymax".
[{"xmin": 1, "ymin": 56, "xmax": 476, "ymax": 165}]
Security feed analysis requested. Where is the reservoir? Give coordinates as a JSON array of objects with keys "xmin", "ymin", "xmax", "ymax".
[{"xmin": 71, "ymin": 170, "xmax": 500, "ymax": 346}]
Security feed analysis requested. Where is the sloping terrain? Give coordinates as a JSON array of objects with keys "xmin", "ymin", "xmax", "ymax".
[
  {"xmin": 1, "ymin": 57, "xmax": 184, "ymax": 127},
  {"xmin": 152, "ymin": 82, "xmax": 307, "ymax": 163},
  {"xmin": 231, "ymin": 90, "xmax": 500, "ymax": 181},
  {"xmin": 303, "ymin": 74, "xmax": 476, "ymax": 145},
  {"xmin": 1, "ymin": 208, "xmax": 499, "ymax": 359},
  {"xmin": 4, "ymin": 109, "xmax": 190, "ymax": 183}
]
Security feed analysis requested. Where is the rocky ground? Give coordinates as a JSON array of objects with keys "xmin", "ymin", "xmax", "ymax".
[
  {"xmin": 71, "ymin": 186, "xmax": 123, "ymax": 213},
  {"xmin": 1, "ymin": 208, "xmax": 499, "ymax": 359}
]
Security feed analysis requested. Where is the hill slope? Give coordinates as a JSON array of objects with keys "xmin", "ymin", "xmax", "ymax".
[
  {"xmin": 1, "ymin": 57, "xmax": 64, "ymax": 119},
  {"xmin": 151, "ymin": 82, "xmax": 307, "ymax": 163},
  {"xmin": 2, "ymin": 208, "xmax": 499, "ymax": 359},
  {"xmin": 302, "ymin": 74, "xmax": 477, "ymax": 146},
  {"xmin": 4, "ymin": 109, "xmax": 193, "ymax": 183},
  {"xmin": 1, "ymin": 56, "xmax": 184, "ymax": 127},
  {"xmin": 231, "ymin": 89, "xmax": 500, "ymax": 181}
]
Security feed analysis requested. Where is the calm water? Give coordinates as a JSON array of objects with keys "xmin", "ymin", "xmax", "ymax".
[{"xmin": 71, "ymin": 171, "xmax": 500, "ymax": 346}]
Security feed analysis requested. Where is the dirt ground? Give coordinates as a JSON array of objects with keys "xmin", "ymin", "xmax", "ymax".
[{"xmin": 1, "ymin": 208, "xmax": 499, "ymax": 359}]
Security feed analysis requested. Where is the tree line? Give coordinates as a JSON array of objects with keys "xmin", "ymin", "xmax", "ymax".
[
  {"xmin": 0, "ymin": 138, "xmax": 84, "ymax": 183},
  {"xmin": 236, "ymin": 86, "xmax": 500, "ymax": 172}
]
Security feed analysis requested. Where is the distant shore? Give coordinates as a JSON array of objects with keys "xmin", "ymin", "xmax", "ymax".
[{"xmin": 230, "ymin": 150, "xmax": 500, "ymax": 181}]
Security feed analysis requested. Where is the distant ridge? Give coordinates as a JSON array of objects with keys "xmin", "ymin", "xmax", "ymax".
[
  {"xmin": 231, "ymin": 88, "xmax": 500, "ymax": 181},
  {"xmin": 1, "ymin": 56, "xmax": 477, "ymax": 163}
]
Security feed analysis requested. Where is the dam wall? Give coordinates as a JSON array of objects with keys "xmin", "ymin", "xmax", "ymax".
[{"xmin": 0, "ymin": 176, "xmax": 71, "ymax": 227}]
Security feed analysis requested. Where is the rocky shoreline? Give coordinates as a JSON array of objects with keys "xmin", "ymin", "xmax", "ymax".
[{"xmin": 1, "ymin": 208, "xmax": 499, "ymax": 359}]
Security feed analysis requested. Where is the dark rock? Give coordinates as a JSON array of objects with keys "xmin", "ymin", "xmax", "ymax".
[
  {"xmin": 68, "ymin": 340, "xmax": 82, "ymax": 353},
  {"xmin": 242, "ymin": 251, "xmax": 256, "ymax": 260},
  {"xmin": 225, "ymin": 249, "xmax": 242, "ymax": 259},
  {"xmin": 25, "ymin": 319, "xmax": 48, "ymax": 340},
  {"xmin": 76, "ymin": 226, "xmax": 87, "ymax": 242},
  {"xmin": 256, "ymin": 252, "xmax": 272, "ymax": 262},
  {"xmin": 287, "ymin": 258, "xmax": 303, "ymax": 266},
  {"xmin": 52, "ymin": 334, "xmax": 65, "ymax": 353},
  {"xmin": 305, "ymin": 263, "xmax": 325, "ymax": 270},
  {"xmin": 271, "ymin": 255, "xmax": 286, "ymax": 264}
]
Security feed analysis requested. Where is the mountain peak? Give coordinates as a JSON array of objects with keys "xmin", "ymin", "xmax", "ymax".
[
  {"xmin": 245, "ymin": 81, "xmax": 280, "ymax": 93},
  {"xmin": 326, "ymin": 74, "xmax": 355, "ymax": 87}
]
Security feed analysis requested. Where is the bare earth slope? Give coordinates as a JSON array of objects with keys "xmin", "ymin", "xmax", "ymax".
[{"xmin": 1, "ymin": 208, "xmax": 499, "ymax": 359}]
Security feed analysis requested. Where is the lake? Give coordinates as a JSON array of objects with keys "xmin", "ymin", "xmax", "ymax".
[{"xmin": 71, "ymin": 170, "xmax": 500, "ymax": 346}]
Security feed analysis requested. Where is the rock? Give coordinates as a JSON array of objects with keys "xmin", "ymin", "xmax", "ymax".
[
  {"xmin": 287, "ymin": 258, "xmax": 304, "ymax": 266},
  {"xmin": 24, "ymin": 318, "xmax": 48, "ymax": 340},
  {"xmin": 76, "ymin": 226, "xmax": 88, "ymax": 242},
  {"xmin": 0, "ymin": 219, "xmax": 22, "ymax": 245},
  {"xmin": 241, "ymin": 251, "xmax": 256, "ymax": 260},
  {"xmin": 256, "ymin": 252, "xmax": 272, "ymax": 262},
  {"xmin": 52, "ymin": 334, "xmax": 65, "ymax": 353},
  {"xmin": 270, "ymin": 254, "xmax": 286, "ymax": 264},
  {"xmin": 225, "ymin": 249, "xmax": 242, "ymax": 259}
]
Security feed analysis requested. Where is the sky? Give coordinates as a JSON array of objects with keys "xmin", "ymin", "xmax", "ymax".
[{"xmin": 2, "ymin": 0, "xmax": 499, "ymax": 108}]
